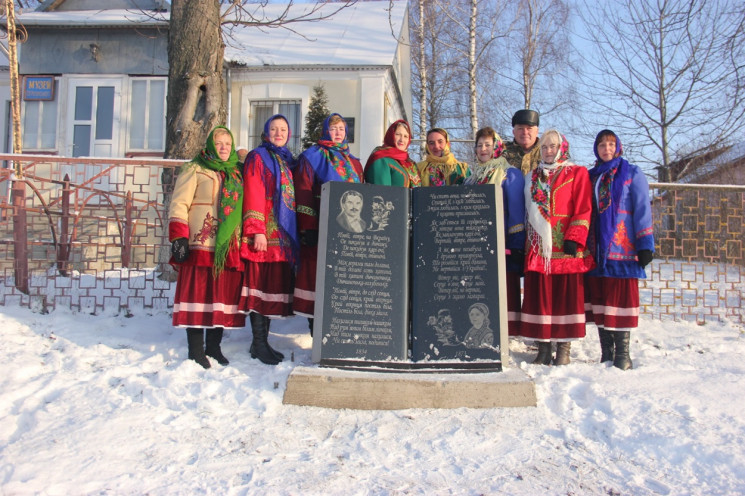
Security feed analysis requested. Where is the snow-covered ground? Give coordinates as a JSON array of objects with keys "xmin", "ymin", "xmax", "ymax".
[{"xmin": 1, "ymin": 303, "xmax": 744, "ymax": 495}]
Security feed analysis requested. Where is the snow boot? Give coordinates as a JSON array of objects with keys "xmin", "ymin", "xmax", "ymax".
[
  {"xmin": 264, "ymin": 318, "xmax": 284, "ymax": 361},
  {"xmin": 532, "ymin": 342, "xmax": 553, "ymax": 365},
  {"xmin": 186, "ymin": 328, "xmax": 211, "ymax": 369},
  {"xmin": 553, "ymin": 342, "xmax": 571, "ymax": 366},
  {"xmin": 249, "ymin": 313, "xmax": 280, "ymax": 365},
  {"xmin": 613, "ymin": 331, "xmax": 633, "ymax": 370},
  {"xmin": 598, "ymin": 328, "xmax": 615, "ymax": 363},
  {"xmin": 205, "ymin": 328, "xmax": 229, "ymax": 366}
]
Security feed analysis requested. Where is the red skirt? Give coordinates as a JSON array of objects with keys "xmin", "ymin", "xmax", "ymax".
[
  {"xmin": 293, "ymin": 245, "xmax": 317, "ymax": 317},
  {"xmin": 506, "ymin": 271, "xmax": 522, "ymax": 336},
  {"xmin": 519, "ymin": 272, "xmax": 586, "ymax": 341},
  {"xmin": 239, "ymin": 261, "xmax": 294, "ymax": 317},
  {"xmin": 172, "ymin": 265, "xmax": 245, "ymax": 329},
  {"xmin": 585, "ymin": 276, "xmax": 639, "ymax": 331}
]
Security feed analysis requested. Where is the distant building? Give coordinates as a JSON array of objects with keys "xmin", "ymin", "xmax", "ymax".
[
  {"xmin": 662, "ymin": 142, "xmax": 745, "ymax": 185},
  {"xmin": 3, "ymin": 0, "xmax": 411, "ymax": 160}
]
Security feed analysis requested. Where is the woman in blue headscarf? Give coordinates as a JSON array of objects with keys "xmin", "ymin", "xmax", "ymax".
[
  {"xmin": 292, "ymin": 113, "xmax": 364, "ymax": 335},
  {"xmin": 239, "ymin": 114, "xmax": 299, "ymax": 365},
  {"xmin": 585, "ymin": 130, "xmax": 654, "ymax": 370}
]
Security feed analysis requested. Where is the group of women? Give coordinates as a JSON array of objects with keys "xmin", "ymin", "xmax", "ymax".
[{"xmin": 169, "ymin": 115, "xmax": 653, "ymax": 371}]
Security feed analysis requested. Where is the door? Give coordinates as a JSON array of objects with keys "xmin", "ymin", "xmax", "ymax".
[{"xmin": 65, "ymin": 79, "xmax": 122, "ymax": 191}]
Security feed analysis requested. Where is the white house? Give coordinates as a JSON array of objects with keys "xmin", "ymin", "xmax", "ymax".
[{"xmin": 7, "ymin": 0, "xmax": 411, "ymax": 160}]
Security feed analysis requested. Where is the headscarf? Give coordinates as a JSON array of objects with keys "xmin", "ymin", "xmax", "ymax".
[
  {"xmin": 301, "ymin": 113, "xmax": 361, "ymax": 183},
  {"xmin": 251, "ymin": 114, "xmax": 299, "ymax": 266},
  {"xmin": 418, "ymin": 128, "xmax": 469, "ymax": 186},
  {"xmin": 588, "ymin": 129, "xmax": 631, "ymax": 270},
  {"xmin": 364, "ymin": 120, "xmax": 421, "ymax": 186},
  {"xmin": 191, "ymin": 125, "xmax": 242, "ymax": 275},
  {"xmin": 525, "ymin": 130, "xmax": 570, "ymax": 272},
  {"xmin": 465, "ymin": 130, "xmax": 507, "ymax": 185}
]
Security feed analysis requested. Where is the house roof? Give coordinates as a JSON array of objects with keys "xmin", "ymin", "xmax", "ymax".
[
  {"xmin": 16, "ymin": 9, "xmax": 168, "ymax": 28},
  {"xmin": 677, "ymin": 141, "xmax": 745, "ymax": 184},
  {"xmin": 15, "ymin": 1, "xmax": 407, "ymax": 67},
  {"xmin": 221, "ymin": 1, "xmax": 407, "ymax": 67}
]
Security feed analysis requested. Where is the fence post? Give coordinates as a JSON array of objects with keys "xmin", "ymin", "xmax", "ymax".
[
  {"xmin": 11, "ymin": 178, "xmax": 28, "ymax": 294},
  {"xmin": 122, "ymin": 191, "xmax": 132, "ymax": 268},
  {"xmin": 57, "ymin": 174, "xmax": 71, "ymax": 276}
]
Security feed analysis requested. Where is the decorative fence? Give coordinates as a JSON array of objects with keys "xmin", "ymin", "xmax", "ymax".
[{"xmin": 0, "ymin": 154, "xmax": 743, "ymax": 326}]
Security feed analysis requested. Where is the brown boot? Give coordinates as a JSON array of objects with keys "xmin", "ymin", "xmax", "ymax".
[
  {"xmin": 554, "ymin": 342, "xmax": 571, "ymax": 366},
  {"xmin": 532, "ymin": 342, "xmax": 553, "ymax": 365}
]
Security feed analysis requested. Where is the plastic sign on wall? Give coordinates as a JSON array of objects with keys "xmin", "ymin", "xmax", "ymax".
[{"xmin": 23, "ymin": 76, "xmax": 55, "ymax": 101}]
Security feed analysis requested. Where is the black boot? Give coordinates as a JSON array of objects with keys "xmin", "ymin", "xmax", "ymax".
[
  {"xmin": 613, "ymin": 331, "xmax": 633, "ymax": 370},
  {"xmin": 598, "ymin": 327, "xmax": 615, "ymax": 363},
  {"xmin": 264, "ymin": 319, "xmax": 285, "ymax": 361},
  {"xmin": 554, "ymin": 342, "xmax": 571, "ymax": 366},
  {"xmin": 532, "ymin": 342, "xmax": 553, "ymax": 365},
  {"xmin": 205, "ymin": 327, "xmax": 229, "ymax": 366},
  {"xmin": 249, "ymin": 313, "xmax": 280, "ymax": 365},
  {"xmin": 186, "ymin": 328, "xmax": 211, "ymax": 369},
  {"xmin": 308, "ymin": 317, "xmax": 314, "ymax": 337}
]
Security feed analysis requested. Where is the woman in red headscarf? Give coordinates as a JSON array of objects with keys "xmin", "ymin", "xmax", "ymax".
[{"xmin": 364, "ymin": 120, "xmax": 421, "ymax": 187}]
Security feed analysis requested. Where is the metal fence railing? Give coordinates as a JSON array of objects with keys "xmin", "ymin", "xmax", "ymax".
[{"xmin": 0, "ymin": 154, "xmax": 743, "ymax": 325}]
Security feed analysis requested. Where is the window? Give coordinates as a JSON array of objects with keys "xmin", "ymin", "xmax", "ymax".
[
  {"xmin": 249, "ymin": 100, "xmax": 302, "ymax": 155},
  {"xmin": 128, "ymin": 78, "xmax": 166, "ymax": 152},
  {"xmin": 22, "ymin": 80, "xmax": 59, "ymax": 151}
]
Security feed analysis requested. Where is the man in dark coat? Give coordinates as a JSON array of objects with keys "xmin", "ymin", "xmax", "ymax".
[{"xmin": 502, "ymin": 109, "xmax": 541, "ymax": 174}]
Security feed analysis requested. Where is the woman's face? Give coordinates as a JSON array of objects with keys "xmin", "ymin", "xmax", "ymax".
[
  {"xmin": 597, "ymin": 137, "xmax": 616, "ymax": 163},
  {"xmin": 268, "ymin": 118, "xmax": 289, "ymax": 147},
  {"xmin": 426, "ymin": 131, "xmax": 447, "ymax": 157},
  {"xmin": 214, "ymin": 132, "xmax": 233, "ymax": 161},
  {"xmin": 469, "ymin": 307, "xmax": 486, "ymax": 329},
  {"xmin": 476, "ymin": 137, "xmax": 494, "ymax": 163},
  {"xmin": 394, "ymin": 125, "xmax": 410, "ymax": 152},
  {"xmin": 328, "ymin": 120, "xmax": 346, "ymax": 144},
  {"xmin": 541, "ymin": 137, "xmax": 560, "ymax": 163}
]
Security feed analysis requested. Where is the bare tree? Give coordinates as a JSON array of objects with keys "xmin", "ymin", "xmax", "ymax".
[
  {"xmin": 409, "ymin": 0, "xmax": 468, "ymax": 147},
  {"xmin": 578, "ymin": 0, "xmax": 745, "ymax": 177},
  {"xmin": 434, "ymin": 0, "xmax": 510, "ymax": 138},
  {"xmin": 472, "ymin": 0, "xmax": 577, "ymax": 141}
]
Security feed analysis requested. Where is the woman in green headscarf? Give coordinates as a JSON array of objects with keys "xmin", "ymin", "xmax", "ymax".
[{"xmin": 169, "ymin": 126, "xmax": 245, "ymax": 369}]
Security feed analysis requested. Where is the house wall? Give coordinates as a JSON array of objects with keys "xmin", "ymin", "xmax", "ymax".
[
  {"xmin": 19, "ymin": 28, "xmax": 168, "ymax": 76},
  {"xmin": 228, "ymin": 67, "xmax": 405, "ymax": 161}
]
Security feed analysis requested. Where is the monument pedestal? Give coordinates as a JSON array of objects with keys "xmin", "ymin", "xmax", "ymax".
[{"xmin": 282, "ymin": 366, "xmax": 537, "ymax": 410}]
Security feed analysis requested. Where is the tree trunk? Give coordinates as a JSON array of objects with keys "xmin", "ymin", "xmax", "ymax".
[
  {"xmin": 165, "ymin": 0, "xmax": 226, "ymax": 163},
  {"xmin": 160, "ymin": 0, "xmax": 227, "ymax": 280}
]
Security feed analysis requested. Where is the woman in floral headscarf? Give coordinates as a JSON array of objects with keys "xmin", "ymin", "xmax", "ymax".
[
  {"xmin": 585, "ymin": 130, "xmax": 654, "ymax": 370},
  {"xmin": 293, "ymin": 113, "xmax": 364, "ymax": 334},
  {"xmin": 239, "ymin": 114, "xmax": 299, "ymax": 365},
  {"xmin": 416, "ymin": 127, "xmax": 470, "ymax": 186},
  {"xmin": 169, "ymin": 126, "xmax": 244, "ymax": 369},
  {"xmin": 519, "ymin": 129, "xmax": 594, "ymax": 366},
  {"xmin": 465, "ymin": 126, "xmax": 526, "ymax": 336},
  {"xmin": 364, "ymin": 120, "xmax": 421, "ymax": 187}
]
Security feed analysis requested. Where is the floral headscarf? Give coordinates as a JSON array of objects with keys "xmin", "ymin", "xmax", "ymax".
[
  {"xmin": 302, "ymin": 113, "xmax": 361, "ymax": 183},
  {"xmin": 251, "ymin": 114, "xmax": 299, "ymax": 266},
  {"xmin": 465, "ymin": 129, "xmax": 508, "ymax": 185},
  {"xmin": 588, "ymin": 129, "xmax": 631, "ymax": 270},
  {"xmin": 526, "ymin": 129, "xmax": 571, "ymax": 271},
  {"xmin": 192, "ymin": 125, "xmax": 242, "ymax": 275}
]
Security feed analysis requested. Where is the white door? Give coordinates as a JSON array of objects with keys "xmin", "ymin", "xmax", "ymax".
[{"xmin": 65, "ymin": 79, "xmax": 122, "ymax": 191}]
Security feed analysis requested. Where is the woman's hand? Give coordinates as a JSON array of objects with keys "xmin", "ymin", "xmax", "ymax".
[{"xmin": 253, "ymin": 233, "xmax": 268, "ymax": 252}]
